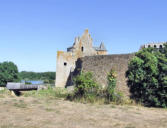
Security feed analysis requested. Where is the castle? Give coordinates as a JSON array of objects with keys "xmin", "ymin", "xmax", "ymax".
[
  {"xmin": 56, "ymin": 29, "xmax": 107, "ymax": 88},
  {"xmin": 56, "ymin": 30, "xmax": 167, "ymax": 95}
]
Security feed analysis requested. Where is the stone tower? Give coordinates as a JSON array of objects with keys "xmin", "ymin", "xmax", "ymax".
[{"xmin": 56, "ymin": 29, "xmax": 107, "ymax": 88}]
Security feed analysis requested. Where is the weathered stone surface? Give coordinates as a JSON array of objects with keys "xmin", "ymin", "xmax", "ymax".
[
  {"xmin": 56, "ymin": 30, "xmax": 167, "ymax": 96},
  {"xmin": 56, "ymin": 29, "xmax": 107, "ymax": 88},
  {"xmin": 77, "ymin": 54, "xmax": 135, "ymax": 96},
  {"xmin": 140, "ymin": 42, "xmax": 166, "ymax": 49}
]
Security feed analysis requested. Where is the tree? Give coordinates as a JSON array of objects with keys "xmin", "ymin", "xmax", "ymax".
[
  {"xmin": 126, "ymin": 45, "xmax": 167, "ymax": 107},
  {"xmin": 19, "ymin": 71, "xmax": 56, "ymax": 84},
  {"xmin": 0, "ymin": 61, "xmax": 19, "ymax": 86}
]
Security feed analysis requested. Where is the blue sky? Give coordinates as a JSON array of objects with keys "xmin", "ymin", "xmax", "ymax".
[{"xmin": 0, "ymin": 0, "xmax": 167, "ymax": 72}]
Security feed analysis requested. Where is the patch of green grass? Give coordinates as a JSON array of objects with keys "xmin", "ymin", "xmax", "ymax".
[
  {"xmin": 3, "ymin": 101, "xmax": 9, "ymax": 105},
  {"xmin": 0, "ymin": 124, "xmax": 38, "ymax": 128},
  {"xmin": 23, "ymin": 86, "xmax": 68, "ymax": 99},
  {"xmin": 45, "ymin": 107, "xmax": 54, "ymax": 112},
  {"xmin": 55, "ymin": 110, "xmax": 60, "ymax": 114},
  {"xmin": 23, "ymin": 91, "xmax": 36, "ymax": 97},
  {"xmin": 135, "ymin": 112, "xmax": 141, "ymax": 115},
  {"xmin": 125, "ymin": 124, "xmax": 136, "ymax": 128},
  {"xmin": 0, "ymin": 95, "xmax": 5, "ymax": 98},
  {"xmin": 13, "ymin": 100, "xmax": 27, "ymax": 108},
  {"xmin": 12, "ymin": 99, "xmax": 17, "ymax": 101},
  {"xmin": 114, "ymin": 123, "xmax": 121, "ymax": 127},
  {"xmin": 125, "ymin": 126, "xmax": 136, "ymax": 128},
  {"xmin": 119, "ymin": 106, "xmax": 129, "ymax": 111},
  {"xmin": 25, "ymin": 118, "xmax": 31, "ymax": 122},
  {"xmin": 111, "ymin": 104, "xmax": 116, "ymax": 108},
  {"xmin": 0, "ymin": 88, "xmax": 11, "ymax": 97},
  {"xmin": 31, "ymin": 99, "xmax": 41, "ymax": 104},
  {"xmin": 0, "ymin": 124, "xmax": 15, "ymax": 128}
]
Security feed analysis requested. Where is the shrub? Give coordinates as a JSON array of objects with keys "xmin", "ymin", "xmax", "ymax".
[
  {"xmin": 68, "ymin": 70, "xmax": 124, "ymax": 104},
  {"xmin": 105, "ymin": 69, "xmax": 124, "ymax": 104},
  {"xmin": 73, "ymin": 72, "xmax": 99, "ymax": 97},
  {"xmin": 126, "ymin": 44, "xmax": 167, "ymax": 107},
  {"xmin": 67, "ymin": 72, "xmax": 100, "ymax": 103},
  {"xmin": 106, "ymin": 69, "xmax": 116, "ymax": 101}
]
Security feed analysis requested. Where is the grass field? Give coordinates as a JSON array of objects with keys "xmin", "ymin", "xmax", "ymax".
[{"xmin": 0, "ymin": 89, "xmax": 167, "ymax": 128}]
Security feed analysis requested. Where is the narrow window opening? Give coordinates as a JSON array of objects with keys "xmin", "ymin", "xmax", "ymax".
[
  {"xmin": 64, "ymin": 62, "xmax": 67, "ymax": 66},
  {"xmin": 160, "ymin": 45, "xmax": 163, "ymax": 48},
  {"xmin": 81, "ymin": 46, "xmax": 84, "ymax": 52},
  {"xmin": 154, "ymin": 45, "xmax": 156, "ymax": 48},
  {"xmin": 148, "ymin": 45, "xmax": 151, "ymax": 48}
]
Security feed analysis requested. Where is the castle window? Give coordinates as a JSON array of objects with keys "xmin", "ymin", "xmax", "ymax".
[
  {"xmin": 160, "ymin": 45, "xmax": 163, "ymax": 48},
  {"xmin": 154, "ymin": 45, "xmax": 156, "ymax": 48},
  {"xmin": 148, "ymin": 45, "xmax": 151, "ymax": 48},
  {"xmin": 64, "ymin": 62, "xmax": 67, "ymax": 66},
  {"xmin": 81, "ymin": 46, "xmax": 84, "ymax": 52}
]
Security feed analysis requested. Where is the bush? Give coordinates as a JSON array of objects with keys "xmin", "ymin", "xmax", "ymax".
[
  {"xmin": 67, "ymin": 70, "xmax": 124, "ymax": 104},
  {"xmin": 105, "ymin": 69, "xmax": 124, "ymax": 104},
  {"xmin": 126, "ymin": 44, "xmax": 167, "ymax": 107},
  {"xmin": 73, "ymin": 72, "xmax": 99, "ymax": 97},
  {"xmin": 106, "ymin": 69, "xmax": 116, "ymax": 98},
  {"xmin": 67, "ymin": 72, "xmax": 100, "ymax": 103}
]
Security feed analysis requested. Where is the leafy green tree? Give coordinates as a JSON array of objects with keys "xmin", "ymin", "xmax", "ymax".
[
  {"xmin": 126, "ymin": 45, "xmax": 167, "ymax": 107},
  {"xmin": 0, "ymin": 61, "xmax": 19, "ymax": 86}
]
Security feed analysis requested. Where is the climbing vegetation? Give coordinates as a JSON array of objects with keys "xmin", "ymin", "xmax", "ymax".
[
  {"xmin": 105, "ymin": 69, "xmax": 124, "ymax": 104},
  {"xmin": 67, "ymin": 70, "xmax": 125, "ymax": 104}
]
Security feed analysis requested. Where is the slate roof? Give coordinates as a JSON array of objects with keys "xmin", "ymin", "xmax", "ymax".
[{"xmin": 94, "ymin": 42, "xmax": 107, "ymax": 51}]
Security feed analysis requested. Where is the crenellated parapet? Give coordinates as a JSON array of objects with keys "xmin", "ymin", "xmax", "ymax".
[{"xmin": 140, "ymin": 42, "xmax": 166, "ymax": 49}]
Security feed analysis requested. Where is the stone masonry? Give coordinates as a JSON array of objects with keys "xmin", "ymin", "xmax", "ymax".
[
  {"xmin": 75, "ymin": 54, "xmax": 134, "ymax": 96},
  {"xmin": 56, "ymin": 30, "xmax": 167, "ymax": 96},
  {"xmin": 56, "ymin": 29, "xmax": 107, "ymax": 87},
  {"xmin": 140, "ymin": 42, "xmax": 166, "ymax": 49}
]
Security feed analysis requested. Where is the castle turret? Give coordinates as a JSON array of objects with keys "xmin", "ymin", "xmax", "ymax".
[
  {"xmin": 99, "ymin": 42, "xmax": 107, "ymax": 51},
  {"xmin": 56, "ymin": 29, "xmax": 107, "ymax": 88}
]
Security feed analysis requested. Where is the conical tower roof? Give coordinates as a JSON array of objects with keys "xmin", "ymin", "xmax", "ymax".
[{"xmin": 99, "ymin": 42, "xmax": 106, "ymax": 51}]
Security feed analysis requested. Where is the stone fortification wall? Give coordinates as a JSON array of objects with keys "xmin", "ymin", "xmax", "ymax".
[{"xmin": 76, "ymin": 54, "xmax": 134, "ymax": 96}]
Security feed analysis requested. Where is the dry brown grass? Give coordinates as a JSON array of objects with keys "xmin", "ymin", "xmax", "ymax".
[{"xmin": 0, "ymin": 96, "xmax": 167, "ymax": 128}]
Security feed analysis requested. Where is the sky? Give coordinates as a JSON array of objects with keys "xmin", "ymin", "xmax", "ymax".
[{"xmin": 0, "ymin": 0, "xmax": 167, "ymax": 72}]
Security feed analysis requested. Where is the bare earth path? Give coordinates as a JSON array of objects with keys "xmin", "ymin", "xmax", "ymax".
[{"xmin": 0, "ymin": 97, "xmax": 167, "ymax": 128}]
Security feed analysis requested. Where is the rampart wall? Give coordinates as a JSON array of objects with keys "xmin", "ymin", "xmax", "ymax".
[{"xmin": 76, "ymin": 54, "xmax": 135, "ymax": 96}]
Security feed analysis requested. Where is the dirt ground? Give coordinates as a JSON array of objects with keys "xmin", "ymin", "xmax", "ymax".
[{"xmin": 0, "ymin": 97, "xmax": 167, "ymax": 128}]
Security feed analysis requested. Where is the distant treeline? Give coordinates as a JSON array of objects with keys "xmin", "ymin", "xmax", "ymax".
[
  {"xmin": 19, "ymin": 71, "xmax": 56, "ymax": 84},
  {"xmin": 0, "ymin": 61, "xmax": 56, "ymax": 86}
]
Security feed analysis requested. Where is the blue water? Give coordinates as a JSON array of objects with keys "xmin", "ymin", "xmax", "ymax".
[{"xmin": 21, "ymin": 80, "xmax": 44, "ymax": 85}]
